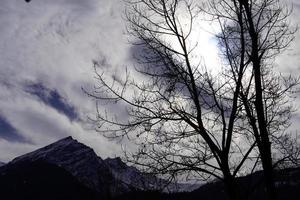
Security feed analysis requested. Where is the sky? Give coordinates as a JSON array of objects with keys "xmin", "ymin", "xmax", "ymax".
[{"xmin": 0, "ymin": 0, "xmax": 299, "ymax": 163}]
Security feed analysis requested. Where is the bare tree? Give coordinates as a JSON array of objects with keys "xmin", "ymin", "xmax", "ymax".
[
  {"xmin": 86, "ymin": 1, "xmax": 263, "ymax": 199},
  {"xmin": 203, "ymin": 0, "xmax": 299, "ymax": 199},
  {"xmin": 87, "ymin": 0, "xmax": 298, "ymax": 200}
]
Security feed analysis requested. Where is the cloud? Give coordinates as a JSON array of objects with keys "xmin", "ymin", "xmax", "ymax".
[
  {"xmin": 0, "ymin": 0, "xmax": 130, "ymax": 162},
  {"xmin": 25, "ymin": 82, "xmax": 78, "ymax": 121},
  {"xmin": 0, "ymin": 115, "xmax": 28, "ymax": 143},
  {"xmin": 0, "ymin": 0, "xmax": 299, "ymax": 163}
]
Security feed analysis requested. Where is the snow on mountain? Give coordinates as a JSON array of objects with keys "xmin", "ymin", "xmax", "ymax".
[
  {"xmin": 8, "ymin": 136, "xmax": 200, "ymax": 195},
  {"xmin": 10, "ymin": 136, "xmax": 113, "ymax": 195},
  {"xmin": 105, "ymin": 157, "xmax": 164, "ymax": 191},
  {"xmin": 0, "ymin": 162, "xmax": 5, "ymax": 167},
  {"xmin": 105, "ymin": 157, "xmax": 201, "ymax": 192}
]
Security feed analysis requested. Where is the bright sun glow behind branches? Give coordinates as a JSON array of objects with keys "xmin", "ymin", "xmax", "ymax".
[
  {"xmin": 163, "ymin": 5, "xmax": 222, "ymax": 75},
  {"xmin": 188, "ymin": 20, "xmax": 222, "ymax": 74}
]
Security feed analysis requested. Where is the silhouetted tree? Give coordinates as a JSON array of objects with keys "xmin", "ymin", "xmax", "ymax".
[
  {"xmin": 87, "ymin": 0, "xmax": 298, "ymax": 200},
  {"xmin": 202, "ymin": 0, "xmax": 299, "ymax": 199}
]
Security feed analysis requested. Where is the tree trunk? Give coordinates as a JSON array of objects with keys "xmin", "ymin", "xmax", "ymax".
[
  {"xmin": 240, "ymin": 1, "xmax": 278, "ymax": 199},
  {"xmin": 260, "ymin": 143, "xmax": 277, "ymax": 200},
  {"xmin": 222, "ymin": 159, "xmax": 242, "ymax": 200},
  {"xmin": 224, "ymin": 173, "xmax": 241, "ymax": 200},
  {"xmin": 252, "ymin": 50, "xmax": 278, "ymax": 200}
]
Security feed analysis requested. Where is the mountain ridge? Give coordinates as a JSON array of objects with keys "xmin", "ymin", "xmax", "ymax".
[
  {"xmin": 0, "ymin": 136, "xmax": 299, "ymax": 200},
  {"xmin": 9, "ymin": 136, "xmax": 113, "ymax": 196},
  {"xmin": 2, "ymin": 136, "xmax": 198, "ymax": 198}
]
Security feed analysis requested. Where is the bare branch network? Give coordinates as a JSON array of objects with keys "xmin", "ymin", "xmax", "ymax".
[{"xmin": 86, "ymin": 0, "xmax": 299, "ymax": 199}]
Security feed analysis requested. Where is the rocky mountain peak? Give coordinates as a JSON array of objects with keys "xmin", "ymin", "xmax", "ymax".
[
  {"xmin": 4, "ymin": 137, "xmax": 200, "ymax": 196},
  {"xmin": 10, "ymin": 136, "xmax": 112, "ymax": 194},
  {"xmin": 11, "ymin": 136, "xmax": 90, "ymax": 163}
]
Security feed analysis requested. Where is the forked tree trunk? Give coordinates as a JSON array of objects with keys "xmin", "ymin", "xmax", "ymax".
[
  {"xmin": 222, "ymin": 160, "xmax": 242, "ymax": 200},
  {"xmin": 224, "ymin": 175, "xmax": 241, "ymax": 200},
  {"xmin": 260, "ymin": 142, "xmax": 277, "ymax": 200}
]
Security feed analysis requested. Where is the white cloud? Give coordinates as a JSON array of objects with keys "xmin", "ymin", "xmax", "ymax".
[{"xmin": 0, "ymin": 0, "xmax": 130, "ymax": 161}]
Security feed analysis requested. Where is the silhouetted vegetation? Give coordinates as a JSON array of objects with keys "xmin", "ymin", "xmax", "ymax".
[
  {"xmin": 1, "ymin": 159, "xmax": 300, "ymax": 200},
  {"xmin": 88, "ymin": 0, "xmax": 299, "ymax": 200}
]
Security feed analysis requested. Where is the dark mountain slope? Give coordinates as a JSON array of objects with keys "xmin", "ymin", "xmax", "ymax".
[
  {"xmin": 112, "ymin": 167, "xmax": 300, "ymax": 200},
  {"xmin": 10, "ymin": 136, "xmax": 113, "ymax": 195},
  {"xmin": 0, "ymin": 136, "xmax": 299, "ymax": 200},
  {"xmin": 0, "ymin": 160, "xmax": 98, "ymax": 200},
  {"xmin": 186, "ymin": 167, "xmax": 300, "ymax": 200}
]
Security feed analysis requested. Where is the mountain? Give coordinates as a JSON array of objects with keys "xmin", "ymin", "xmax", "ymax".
[
  {"xmin": 0, "ymin": 160, "xmax": 98, "ymax": 200},
  {"xmin": 10, "ymin": 136, "xmax": 114, "ymax": 197},
  {"xmin": 105, "ymin": 156, "xmax": 201, "ymax": 193},
  {"xmin": 2, "ymin": 137, "xmax": 298, "ymax": 200},
  {"xmin": 112, "ymin": 167, "xmax": 300, "ymax": 200},
  {"xmin": 105, "ymin": 157, "xmax": 167, "ymax": 192},
  {"xmin": 0, "ymin": 136, "xmax": 197, "ymax": 200},
  {"xmin": 0, "ymin": 162, "xmax": 5, "ymax": 167},
  {"xmin": 186, "ymin": 167, "xmax": 300, "ymax": 200}
]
